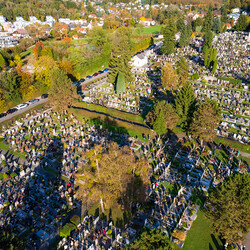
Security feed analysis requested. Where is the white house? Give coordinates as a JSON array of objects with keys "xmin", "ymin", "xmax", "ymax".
[
  {"xmin": 131, "ymin": 53, "xmax": 148, "ymax": 68},
  {"xmin": 140, "ymin": 18, "xmax": 155, "ymax": 27}
]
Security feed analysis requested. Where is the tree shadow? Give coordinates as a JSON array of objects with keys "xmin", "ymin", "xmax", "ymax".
[{"xmin": 211, "ymin": 234, "xmax": 223, "ymax": 250}]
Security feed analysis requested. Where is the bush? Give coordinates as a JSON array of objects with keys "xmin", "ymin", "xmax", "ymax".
[
  {"xmin": 0, "ymin": 173, "xmax": 3, "ymax": 180},
  {"xmin": 10, "ymin": 172, "xmax": 17, "ymax": 178},
  {"xmin": 59, "ymin": 223, "xmax": 76, "ymax": 239},
  {"xmin": 70, "ymin": 215, "xmax": 80, "ymax": 227}
]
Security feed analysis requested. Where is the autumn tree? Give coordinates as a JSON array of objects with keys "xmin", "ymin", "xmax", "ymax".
[
  {"xmin": 190, "ymin": 99, "xmax": 221, "ymax": 143},
  {"xmin": 18, "ymin": 70, "xmax": 35, "ymax": 101},
  {"xmin": 146, "ymin": 101, "xmax": 178, "ymax": 132},
  {"xmin": 207, "ymin": 173, "xmax": 250, "ymax": 245},
  {"xmin": 175, "ymin": 83, "xmax": 196, "ymax": 131},
  {"xmin": 161, "ymin": 62, "xmax": 178, "ymax": 91},
  {"xmin": 53, "ymin": 22, "xmax": 68, "ymax": 40},
  {"xmin": 49, "ymin": 68, "xmax": 77, "ymax": 112},
  {"xmin": 32, "ymin": 42, "xmax": 44, "ymax": 59},
  {"xmin": 26, "ymin": 23, "xmax": 49, "ymax": 41},
  {"xmin": 77, "ymin": 142, "xmax": 149, "ymax": 212}
]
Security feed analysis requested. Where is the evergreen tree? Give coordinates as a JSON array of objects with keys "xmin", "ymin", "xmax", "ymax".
[
  {"xmin": 202, "ymin": 8, "xmax": 214, "ymax": 33},
  {"xmin": 175, "ymin": 83, "xmax": 196, "ymax": 131},
  {"xmin": 179, "ymin": 25, "xmax": 188, "ymax": 47},
  {"xmin": 0, "ymin": 53, "xmax": 5, "ymax": 69},
  {"xmin": 221, "ymin": 4, "xmax": 228, "ymax": 23},
  {"xmin": 177, "ymin": 18, "xmax": 185, "ymax": 32},
  {"xmin": 161, "ymin": 20, "xmax": 176, "ymax": 55},
  {"xmin": 109, "ymin": 38, "xmax": 133, "ymax": 86},
  {"xmin": 212, "ymin": 18, "xmax": 221, "ymax": 33},
  {"xmin": 190, "ymin": 99, "xmax": 221, "ymax": 142},
  {"xmin": 207, "ymin": 173, "xmax": 250, "ymax": 245},
  {"xmin": 204, "ymin": 47, "xmax": 209, "ymax": 67},
  {"xmin": 203, "ymin": 30, "xmax": 213, "ymax": 51},
  {"xmin": 153, "ymin": 109, "xmax": 167, "ymax": 135},
  {"xmin": 235, "ymin": 14, "xmax": 248, "ymax": 31},
  {"xmin": 212, "ymin": 60, "xmax": 218, "ymax": 73},
  {"xmin": 130, "ymin": 229, "xmax": 172, "ymax": 249},
  {"xmin": 116, "ymin": 72, "xmax": 125, "ymax": 94},
  {"xmin": 176, "ymin": 57, "xmax": 189, "ymax": 86}
]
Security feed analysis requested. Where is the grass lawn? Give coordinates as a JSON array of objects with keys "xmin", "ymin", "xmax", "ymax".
[
  {"xmin": 175, "ymin": 210, "xmax": 224, "ymax": 250},
  {"xmin": 213, "ymin": 137, "xmax": 250, "ymax": 154},
  {"xmin": 133, "ymin": 25, "xmax": 163, "ymax": 35},
  {"xmin": 21, "ymin": 46, "xmax": 34, "ymax": 59},
  {"xmin": 0, "ymin": 141, "xmax": 26, "ymax": 159},
  {"xmin": 88, "ymin": 202, "xmax": 131, "ymax": 228}
]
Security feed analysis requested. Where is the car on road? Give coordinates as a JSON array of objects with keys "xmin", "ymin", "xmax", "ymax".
[
  {"xmin": 103, "ymin": 68, "xmax": 109, "ymax": 72},
  {"xmin": 29, "ymin": 99, "xmax": 39, "ymax": 104},
  {"xmin": 92, "ymin": 72, "xmax": 99, "ymax": 77},
  {"xmin": 79, "ymin": 78, "xmax": 85, "ymax": 83},
  {"xmin": 6, "ymin": 108, "xmax": 18, "ymax": 114},
  {"xmin": 99, "ymin": 70, "xmax": 104, "ymax": 74},
  {"xmin": 72, "ymin": 81, "xmax": 79, "ymax": 86},
  {"xmin": 86, "ymin": 75, "xmax": 92, "ymax": 79},
  {"xmin": 41, "ymin": 94, "xmax": 48, "ymax": 99},
  {"xmin": 16, "ymin": 103, "xmax": 29, "ymax": 110},
  {"xmin": 0, "ymin": 112, "xmax": 6, "ymax": 118}
]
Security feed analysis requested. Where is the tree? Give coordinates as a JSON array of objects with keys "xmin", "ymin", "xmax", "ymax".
[
  {"xmin": 109, "ymin": 38, "xmax": 133, "ymax": 87},
  {"xmin": 212, "ymin": 18, "xmax": 221, "ymax": 33},
  {"xmin": 235, "ymin": 14, "xmax": 248, "ymax": 31},
  {"xmin": 190, "ymin": 99, "xmax": 221, "ymax": 142},
  {"xmin": 53, "ymin": 22, "xmax": 68, "ymax": 40},
  {"xmin": 116, "ymin": 72, "xmax": 125, "ymax": 94},
  {"xmin": 175, "ymin": 83, "xmax": 196, "ymax": 131},
  {"xmin": 0, "ymin": 53, "xmax": 5, "ymax": 69},
  {"xmin": 9, "ymin": 54, "xmax": 23, "ymax": 68},
  {"xmin": 161, "ymin": 62, "xmax": 178, "ymax": 91},
  {"xmin": 161, "ymin": 20, "xmax": 176, "ymax": 55},
  {"xmin": 153, "ymin": 110, "xmax": 167, "ymax": 135},
  {"xmin": 202, "ymin": 8, "xmax": 213, "ymax": 33},
  {"xmin": 193, "ymin": 17, "xmax": 203, "ymax": 32},
  {"xmin": 130, "ymin": 229, "xmax": 172, "ymax": 250},
  {"xmin": 146, "ymin": 101, "xmax": 178, "ymax": 131},
  {"xmin": 77, "ymin": 142, "xmax": 149, "ymax": 211},
  {"xmin": 32, "ymin": 42, "xmax": 44, "ymax": 59},
  {"xmin": 176, "ymin": 57, "xmax": 189, "ymax": 86},
  {"xmin": 207, "ymin": 173, "xmax": 250, "ymax": 245},
  {"xmin": 179, "ymin": 25, "xmax": 189, "ymax": 47},
  {"xmin": 49, "ymin": 68, "xmax": 77, "ymax": 112},
  {"xmin": 26, "ymin": 23, "xmax": 49, "ymax": 41},
  {"xmin": 221, "ymin": 5, "xmax": 227, "ymax": 24},
  {"xmin": 18, "ymin": 70, "xmax": 35, "ymax": 101},
  {"xmin": 203, "ymin": 30, "xmax": 213, "ymax": 51}
]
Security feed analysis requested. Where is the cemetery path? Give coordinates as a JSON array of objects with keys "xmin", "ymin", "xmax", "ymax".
[
  {"xmin": 72, "ymin": 106, "xmax": 151, "ymax": 129},
  {"xmin": 0, "ymin": 97, "xmax": 49, "ymax": 124}
]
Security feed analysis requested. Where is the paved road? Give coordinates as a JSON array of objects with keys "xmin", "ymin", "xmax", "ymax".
[
  {"xmin": 0, "ymin": 97, "xmax": 49, "ymax": 124},
  {"xmin": 79, "ymin": 71, "xmax": 109, "ymax": 87}
]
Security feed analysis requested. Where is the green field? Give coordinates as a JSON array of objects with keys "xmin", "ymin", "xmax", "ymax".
[
  {"xmin": 133, "ymin": 25, "xmax": 163, "ymax": 35},
  {"xmin": 0, "ymin": 141, "xmax": 26, "ymax": 159},
  {"xmin": 175, "ymin": 210, "xmax": 224, "ymax": 250},
  {"xmin": 21, "ymin": 46, "xmax": 34, "ymax": 59}
]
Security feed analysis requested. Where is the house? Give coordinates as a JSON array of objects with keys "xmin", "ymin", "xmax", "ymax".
[
  {"xmin": 88, "ymin": 14, "xmax": 97, "ymax": 19},
  {"xmin": 140, "ymin": 18, "xmax": 155, "ymax": 27},
  {"xmin": 12, "ymin": 29, "xmax": 29, "ymax": 39},
  {"xmin": 0, "ymin": 36, "xmax": 18, "ymax": 48},
  {"xmin": 131, "ymin": 53, "xmax": 148, "ymax": 68},
  {"xmin": 72, "ymin": 34, "xmax": 78, "ymax": 40},
  {"xmin": 232, "ymin": 8, "xmax": 240, "ymax": 13}
]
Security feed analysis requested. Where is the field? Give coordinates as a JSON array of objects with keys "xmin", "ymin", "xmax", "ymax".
[
  {"xmin": 133, "ymin": 25, "xmax": 163, "ymax": 35},
  {"xmin": 175, "ymin": 210, "xmax": 224, "ymax": 250}
]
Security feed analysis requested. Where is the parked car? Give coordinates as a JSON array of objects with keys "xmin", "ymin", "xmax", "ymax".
[
  {"xmin": 6, "ymin": 108, "xmax": 18, "ymax": 114},
  {"xmin": 99, "ymin": 70, "xmax": 104, "ymax": 74},
  {"xmin": 29, "ymin": 99, "xmax": 39, "ymax": 104},
  {"xmin": 41, "ymin": 94, "xmax": 48, "ymax": 99},
  {"xmin": 86, "ymin": 75, "xmax": 92, "ymax": 79},
  {"xmin": 79, "ymin": 78, "xmax": 85, "ymax": 83},
  {"xmin": 103, "ymin": 68, "xmax": 109, "ymax": 72},
  {"xmin": 72, "ymin": 81, "xmax": 79, "ymax": 86},
  {"xmin": 16, "ymin": 103, "xmax": 29, "ymax": 110},
  {"xmin": 92, "ymin": 73, "xmax": 99, "ymax": 77},
  {"xmin": 0, "ymin": 112, "xmax": 6, "ymax": 118}
]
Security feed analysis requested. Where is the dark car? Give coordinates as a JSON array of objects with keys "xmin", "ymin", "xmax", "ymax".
[
  {"xmin": 7, "ymin": 108, "xmax": 18, "ymax": 114},
  {"xmin": 92, "ymin": 73, "xmax": 99, "ymax": 77},
  {"xmin": 99, "ymin": 70, "xmax": 104, "ymax": 74},
  {"xmin": 86, "ymin": 75, "xmax": 92, "ymax": 79},
  {"xmin": 29, "ymin": 99, "xmax": 39, "ymax": 104},
  {"xmin": 103, "ymin": 68, "xmax": 109, "ymax": 72},
  {"xmin": 41, "ymin": 94, "xmax": 48, "ymax": 99},
  {"xmin": 0, "ymin": 112, "xmax": 6, "ymax": 118}
]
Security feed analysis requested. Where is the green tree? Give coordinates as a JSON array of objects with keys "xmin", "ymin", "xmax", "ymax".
[
  {"xmin": 116, "ymin": 71, "xmax": 125, "ymax": 94},
  {"xmin": 176, "ymin": 57, "xmax": 189, "ymax": 86},
  {"xmin": 153, "ymin": 110, "xmax": 167, "ymax": 135},
  {"xmin": 190, "ymin": 99, "xmax": 221, "ymax": 143},
  {"xmin": 202, "ymin": 8, "xmax": 213, "ymax": 33},
  {"xmin": 146, "ymin": 101, "xmax": 178, "ymax": 131},
  {"xmin": 175, "ymin": 83, "xmax": 196, "ymax": 131},
  {"xmin": 130, "ymin": 229, "xmax": 172, "ymax": 250},
  {"xmin": 203, "ymin": 30, "xmax": 213, "ymax": 52},
  {"xmin": 0, "ymin": 53, "xmax": 5, "ymax": 69},
  {"xmin": 235, "ymin": 14, "xmax": 248, "ymax": 31},
  {"xmin": 179, "ymin": 25, "xmax": 189, "ymax": 47},
  {"xmin": 161, "ymin": 20, "xmax": 176, "ymax": 55},
  {"xmin": 109, "ymin": 38, "xmax": 133, "ymax": 86},
  {"xmin": 49, "ymin": 68, "xmax": 77, "ymax": 112},
  {"xmin": 193, "ymin": 17, "xmax": 203, "ymax": 32},
  {"xmin": 221, "ymin": 5, "xmax": 228, "ymax": 23},
  {"xmin": 212, "ymin": 18, "xmax": 221, "ymax": 33},
  {"xmin": 207, "ymin": 173, "xmax": 250, "ymax": 245}
]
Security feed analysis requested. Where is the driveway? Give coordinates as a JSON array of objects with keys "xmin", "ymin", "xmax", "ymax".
[{"xmin": 0, "ymin": 97, "xmax": 49, "ymax": 124}]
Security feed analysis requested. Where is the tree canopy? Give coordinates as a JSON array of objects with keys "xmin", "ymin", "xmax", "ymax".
[
  {"xmin": 161, "ymin": 20, "xmax": 176, "ymax": 55},
  {"xmin": 207, "ymin": 173, "xmax": 250, "ymax": 245},
  {"xmin": 161, "ymin": 62, "xmax": 178, "ymax": 91}
]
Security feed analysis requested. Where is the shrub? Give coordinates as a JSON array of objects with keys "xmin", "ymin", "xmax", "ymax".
[
  {"xmin": 59, "ymin": 223, "xmax": 76, "ymax": 239},
  {"xmin": 70, "ymin": 215, "xmax": 80, "ymax": 227},
  {"xmin": 10, "ymin": 172, "xmax": 17, "ymax": 178}
]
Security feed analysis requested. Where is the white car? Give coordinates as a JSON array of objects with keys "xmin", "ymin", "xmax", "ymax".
[{"xmin": 16, "ymin": 103, "xmax": 29, "ymax": 110}]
